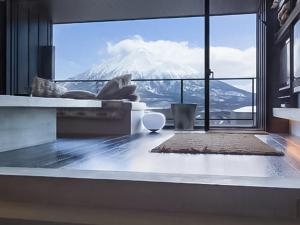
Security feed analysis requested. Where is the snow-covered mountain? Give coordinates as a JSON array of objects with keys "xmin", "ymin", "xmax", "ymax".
[
  {"xmin": 72, "ymin": 42, "xmax": 200, "ymax": 81},
  {"xmin": 65, "ymin": 38, "xmax": 253, "ymax": 114}
]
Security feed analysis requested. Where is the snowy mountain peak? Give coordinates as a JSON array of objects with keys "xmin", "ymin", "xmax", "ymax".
[{"xmin": 72, "ymin": 36, "xmax": 201, "ymax": 80}]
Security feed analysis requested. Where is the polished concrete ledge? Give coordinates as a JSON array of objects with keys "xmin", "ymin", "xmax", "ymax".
[
  {"xmin": 0, "ymin": 169, "xmax": 300, "ymax": 221},
  {"xmin": 273, "ymin": 108, "xmax": 300, "ymax": 137},
  {"xmin": 1, "ymin": 167, "xmax": 300, "ymax": 189},
  {"xmin": 273, "ymin": 108, "xmax": 300, "ymax": 122},
  {"xmin": 0, "ymin": 108, "xmax": 57, "ymax": 152},
  {"xmin": 0, "ymin": 95, "xmax": 102, "ymax": 108}
]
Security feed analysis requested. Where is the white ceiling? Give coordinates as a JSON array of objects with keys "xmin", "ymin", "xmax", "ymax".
[{"xmin": 38, "ymin": 0, "xmax": 261, "ymax": 24}]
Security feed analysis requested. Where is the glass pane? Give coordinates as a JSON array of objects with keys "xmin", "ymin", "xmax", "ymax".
[
  {"xmin": 210, "ymin": 14, "xmax": 256, "ymax": 79},
  {"xmin": 183, "ymin": 79, "xmax": 205, "ymax": 126},
  {"xmin": 210, "ymin": 79, "xmax": 256, "ymax": 127},
  {"xmin": 210, "ymin": 120, "xmax": 255, "ymax": 127},
  {"xmin": 210, "ymin": 14, "xmax": 257, "ymax": 127},
  {"xmin": 132, "ymin": 80, "xmax": 181, "ymax": 108},
  {"xmin": 132, "ymin": 80, "xmax": 182, "ymax": 126}
]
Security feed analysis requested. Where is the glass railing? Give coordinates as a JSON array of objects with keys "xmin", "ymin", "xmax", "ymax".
[{"xmin": 56, "ymin": 77, "xmax": 256, "ymax": 128}]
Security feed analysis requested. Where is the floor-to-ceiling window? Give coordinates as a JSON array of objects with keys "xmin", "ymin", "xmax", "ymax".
[{"xmin": 54, "ymin": 13, "xmax": 256, "ymax": 128}]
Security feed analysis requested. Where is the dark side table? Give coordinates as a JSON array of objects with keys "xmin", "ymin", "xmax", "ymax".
[{"xmin": 171, "ymin": 103, "xmax": 197, "ymax": 130}]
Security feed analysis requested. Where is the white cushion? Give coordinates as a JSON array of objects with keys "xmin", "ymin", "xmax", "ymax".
[
  {"xmin": 31, "ymin": 76, "xmax": 67, "ymax": 98},
  {"xmin": 143, "ymin": 112, "xmax": 166, "ymax": 132}
]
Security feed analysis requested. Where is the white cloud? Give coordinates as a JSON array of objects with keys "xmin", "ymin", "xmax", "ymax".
[
  {"xmin": 210, "ymin": 46, "xmax": 256, "ymax": 77},
  {"xmin": 98, "ymin": 35, "xmax": 256, "ymax": 79}
]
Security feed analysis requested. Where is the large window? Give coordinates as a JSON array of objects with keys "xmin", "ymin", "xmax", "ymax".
[{"xmin": 54, "ymin": 14, "xmax": 256, "ymax": 127}]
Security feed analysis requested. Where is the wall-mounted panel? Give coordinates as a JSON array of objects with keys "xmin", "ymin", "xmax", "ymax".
[
  {"xmin": 0, "ymin": 1, "xmax": 5, "ymax": 94},
  {"xmin": 257, "ymin": 0, "xmax": 268, "ymax": 130},
  {"xmin": 28, "ymin": 3, "xmax": 39, "ymax": 90},
  {"xmin": 6, "ymin": 0, "xmax": 52, "ymax": 95},
  {"xmin": 17, "ymin": 2, "xmax": 30, "ymax": 94}
]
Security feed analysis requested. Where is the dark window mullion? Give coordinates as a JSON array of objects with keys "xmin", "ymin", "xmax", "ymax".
[{"xmin": 204, "ymin": 0, "xmax": 210, "ymax": 131}]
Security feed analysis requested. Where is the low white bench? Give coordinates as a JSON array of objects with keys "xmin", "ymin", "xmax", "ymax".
[{"xmin": 0, "ymin": 95, "xmax": 102, "ymax": 152}]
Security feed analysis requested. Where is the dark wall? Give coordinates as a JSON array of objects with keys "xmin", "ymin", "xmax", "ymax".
[
  {"xmin": 256, "ymin": 0, "xmax": 267, "ymax": 130},
  {"xmin": 265, "ymin": 0, "xmax": 290, "ymax": 132},
  {"xmin": 0, "ymin": 1, "xmax": 5, "ymax": 94},
  {"xmin": 6, "ymin": 0, "xmax": 52, "ymax": 95}
]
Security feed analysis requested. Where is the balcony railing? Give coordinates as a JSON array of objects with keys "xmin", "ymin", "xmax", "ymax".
[{"xmin": 55, "ymin": 77, "xmax": 256, "ymax": 128}]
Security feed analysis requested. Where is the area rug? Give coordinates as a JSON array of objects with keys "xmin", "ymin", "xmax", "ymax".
[{"xmin": 151, "ymin": 133, "xmax": 283, "ymax": 156}]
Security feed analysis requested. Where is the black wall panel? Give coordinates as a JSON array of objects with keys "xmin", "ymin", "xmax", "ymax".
[
  {"xmin": 256, "ymin": 0, "xmax": 268, "ymax": 130},
  {"xmin": 17, "ymin": 2, "xmax": 30, "ymax": 94},
  {"xmin": 28, "ymin": 3, "xmax": 39, "ymax": 87},
  {"xmin": 264, "ymin": 0, "xmax": 289, "ymax": 132},
  {"xmin": 0, "ymin": 1, "xmax": 5, "ymax": 94},
  {"xmin": 6, "ymin": 0, "xmax": 52, "ymax": 95}
]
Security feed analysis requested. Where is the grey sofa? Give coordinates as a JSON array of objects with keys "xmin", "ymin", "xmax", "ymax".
[{"xmin": 57, "ymin": 100, "xmax": 146, "ymax": 137}]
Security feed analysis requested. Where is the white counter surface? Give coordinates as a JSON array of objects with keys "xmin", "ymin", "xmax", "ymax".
[
  {"xmin": 273, "ymin": 108, "xmax": 300, "ymax": 121},
  {"xmin": 0, "ymin": 95, "xmax": 102, "ymax": 108}
]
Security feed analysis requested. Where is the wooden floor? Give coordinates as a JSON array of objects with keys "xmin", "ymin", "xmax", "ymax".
[{"xmin": 1, "ymin": 130, "xmax": 300, "ymax": 177}]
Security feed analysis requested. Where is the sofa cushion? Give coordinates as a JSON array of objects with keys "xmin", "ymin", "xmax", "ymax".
[
  {"xmin": 101, "ymin": 85, "xmax": 137, "ymax": 100},
  {"xmin": 127, "ymin": 94, "xmax": 140, "ymax": 102},
  {"xmin": 62, "ymin": 90, "xmax": 97, "ymax": 99},
  {"xmin": 97, "ymin": 74, "xmax": 132, "ymax": 99},
  {"xmin": 31, "ymin": 76, "xmax": 67, "ymax": 97}
]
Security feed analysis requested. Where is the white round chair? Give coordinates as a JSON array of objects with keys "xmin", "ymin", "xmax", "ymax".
[{"xmin": 142, "ymin": 112, "xmax": 166, "ymax": 132}]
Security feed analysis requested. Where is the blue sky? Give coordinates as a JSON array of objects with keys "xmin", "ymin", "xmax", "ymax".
[{"xmin": 54, "ymin": 14, "xmax": 256, "ymax": 80}]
